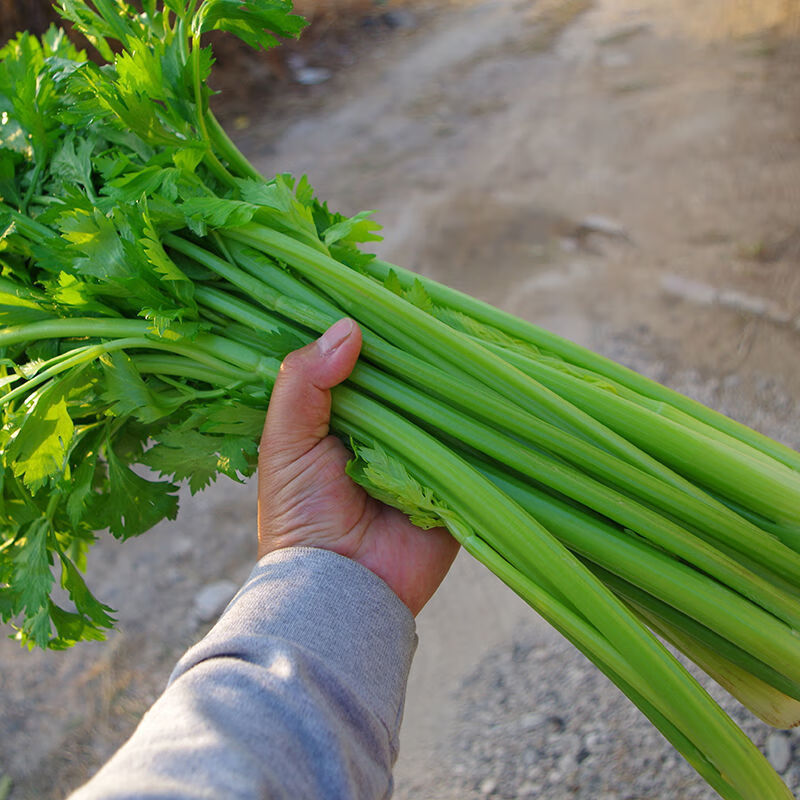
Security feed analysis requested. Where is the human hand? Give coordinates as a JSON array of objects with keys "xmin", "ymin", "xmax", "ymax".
[{"xmin": 257, "ymin": 318, "xmax": 460, "ymax": 616}]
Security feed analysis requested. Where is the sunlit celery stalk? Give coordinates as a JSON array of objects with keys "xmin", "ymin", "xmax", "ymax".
[
  {"xmin": 225, "ymin": 241, "xmax": 495, "ymax": 395},
  {"xmin": 115, "ymin": 319, "xmax": 794, "ymax": 795},
  {"xmin": 134, "ymin": 354, "xmax": 257, "ymax": 386},
  {"xmin": 714, "ymin": 498, "xmax": 800, "ymax": 555},
  {"xmin": 471, "ymin": 460, "xmax": 800, "ymax": 730},
  {"xmin": 526, "ymin": 355, "xmax": 792, "ymax": 474},
  {"xmin": 169, "ymin": 235, "xmax": 500, "ymax": 399},
  {"xmin": 442, "ymin": 532, "xmax": 754, "ymax": 800},
  {"xmin": 588, "ymin": 565, "xmax": 800, "ymax": 711},
  {"xmin": 633, "ymin": 601, "xmax": 800, "ymax": 729},
  {"xmin": 338, "ymin": 360, "xmax": 800, "ymax": 631},
  {"xmin": 181, "ymin": 268, "xmax": 800, "ymax": 588},
  {"xmin": 329, "ymin": 388, "xmax": 791, "ymax": 800},
  {"xmin": 0, "ymin": 318, "xmax": 278, "ymax": 407},
  {"xmin": 362, "ymin": 257, "xmax": 800, "ymax": 474},
  {"xmin": 221, "ymin": 225, "xmax": 718, "ymax": 484},
  {"xmin": 476, "ymin": 340, "xmax": 800, "ymax": 526},
  {"xmin": 353, "ymin": 358, "xmax": 800, "ymax": 585},
  {"xmin": 464, "ymin": 459, "xmax": 800, "ymax": 687}
]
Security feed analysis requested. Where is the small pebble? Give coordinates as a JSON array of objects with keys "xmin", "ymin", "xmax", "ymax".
[
  {"xmin": 170, "ymin": 534, "xmax": 193, "ymax": 559},
  {"xmin": 294, "ymin": 66, "xmax": 332, "ymax": 86},
  {"xmin": 519, "ymin": 712, "xmax": 545, "ymax": 731},
  {"xmin": 193, "ymin": 580, "xmax": 238, "ymax": 623},
  {"xmin": 766, "ymin": 732, "xmax": 792, "ymax": 774}
]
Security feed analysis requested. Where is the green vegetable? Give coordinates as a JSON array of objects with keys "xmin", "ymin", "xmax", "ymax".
[{"xmin": 0, "ymin": 3, "xmax": 798, "ymax": 798}]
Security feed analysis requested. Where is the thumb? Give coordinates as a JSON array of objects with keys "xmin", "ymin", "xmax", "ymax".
[{"xmin": 261, "ymin": 318, "xmax": 361, "ymax": 471}]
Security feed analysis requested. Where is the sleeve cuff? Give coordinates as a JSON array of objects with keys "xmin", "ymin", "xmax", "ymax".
[{"xmin": 170, "ymin": 547, "xmax": 418, "ymax": 743}]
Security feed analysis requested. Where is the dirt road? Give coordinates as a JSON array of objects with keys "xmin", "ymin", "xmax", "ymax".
[{"xmin": 2, "ymin": 1, "xmax": 799, "ymax": 797}]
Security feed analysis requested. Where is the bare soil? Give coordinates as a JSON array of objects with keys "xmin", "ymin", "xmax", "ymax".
[{"xmin": 2, "ymin": 1, "xmax": 800, "ymax": 798}]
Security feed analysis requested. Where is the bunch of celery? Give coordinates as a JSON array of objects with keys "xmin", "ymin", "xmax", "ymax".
[{"xmin": 1, "ymin": 3, "xmax": 799, "ymax": 798}]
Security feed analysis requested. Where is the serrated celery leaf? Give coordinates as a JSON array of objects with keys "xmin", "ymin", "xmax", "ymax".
[
  {"xmin": 73, "ymin": 62, "xmax": 183, "ymax": 146},
  {"xmin": 115, "ymin": 42, "xmax": 171, "ymax": 103},
  {"xmin": 378, "ymin": 272, "xmax": 434, "ymax": 311},
  {"xmin": 59, "ymin": 554, "xmax": 115, "ymax": 629},
  {"xmin": 54, "ymin": 1, "xmax": 117, "ymax": 60},
  {"xmin": 192, "ymin": 1, "xmax": 307, "ymax": 50},
  {"xmin": 101, "ymin": 351, "xmax": 184, "ymax": 424},
  {"xmin": 17, "ymin": 605, "xmax": 53, "ymax": 650},
  {"xmin": 66, "ymin": 447, "xmax": 99, "ymax": 527},
  {"xmin": 172, "ymin": 147, "xmax": 206, "ymax": 173},
  {"xmin": 142, "ymin": 216, "xmax": 191, "ymax": 283},
  {"xmin": 329, "ymin": 243, "xmax": 376, "ymax": 272},
  {"xmin": 405, "ymin": 279, "xmax": 434, "ymax": 313},
  {"xmin": 41, "ymin": 272, "xmax": 113, "ymax": 316},
  {"xmin": 53, "ymin": 204, "xmax": 179, "ymax": 310},
  {"xmin": 383, "ymin": 269, "xmax": 404, "ymax": 296},
  {"xmin": 49, "ymin": 132, "xmax": 96, "ymax": 196},
  {"xmin": 346, "ymin": 442, "xmax": 448, "ymax": 530},
  {"xmin": 103, "ymin": 166, "xmax": 178, "ymax": 204},
  {"xmin": 200, "ymin": 402, "xmax": 266, "ymax": 437},
  {"xmin": 12, "ymin": 518, "xmax": 53, "ymax": 618},
  {"xmin": 287, "ymin": 174, "xmax": 314, "ymax": 206},
  {"xmin": 237, "ymin": 176, "xmax": 319, "ymax": 244},
  {"xmin": 0, "ymin": 290, "xmax": 52, "ymax": 325},
  {"xmin": 14, "ymin": 359, "xmax": 48, "ymax": 380},
  {"xmin": 4, "ymin": 363, "xmax": 98, "ymax": 488},
  {"xmin": 181, "ymin": 197, "xmax": 259, "ymax": 237},
  {"xmin": 323, "ymin": 210, "xmax": 382, "ymax": 247},
  {"xmin": 58, "ymin": 206, "xmax": 126, "ymax": 272},
  {"xmin": 0, "ymin": 34, "xmax": 53, "ymax": 160},
  {"xmin": 101, "ymin": 446, "xmax": 179, "ymax": 539},
  {"xmin": 136, "ymin": 303, "xmax": 207, "ymax": 339},
  {"xmin": 8, "ymin": 396, "xmax": 73, "ymax": 487},
  {"xmin": 142, "ymin": 428, "xmax": 257, "ymax": 494},
  {"xmin": 49, "ymin": 603, "xmax": 106, "ymax": 649}
]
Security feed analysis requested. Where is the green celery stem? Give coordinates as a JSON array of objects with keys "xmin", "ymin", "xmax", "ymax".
[
  {"xmin": 363, "ymin": 258, "xmax": 800, "ymax": 474},
  {"xmin": 330, "ymin": 394, "xmax": 786, "ymax": 798}
]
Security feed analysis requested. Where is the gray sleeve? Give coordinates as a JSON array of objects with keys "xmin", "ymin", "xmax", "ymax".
[{"xmin": 68, "ymin": 547, "xmax": 418, "ymax": 800}]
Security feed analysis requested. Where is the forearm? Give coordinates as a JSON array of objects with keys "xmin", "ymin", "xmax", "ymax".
[{"xmin": 69, "ymin": 547, "xmax": 417, "ymax": 800}]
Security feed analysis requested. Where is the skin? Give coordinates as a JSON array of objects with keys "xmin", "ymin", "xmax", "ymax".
[{"xmin": 258, "ymin": 317, "xmax": 460, "ymax": 616}]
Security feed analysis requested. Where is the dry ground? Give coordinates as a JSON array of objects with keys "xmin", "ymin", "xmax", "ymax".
[{"xmin": 2, "ymin": 1, "xmax": 800, "ymax": 798}]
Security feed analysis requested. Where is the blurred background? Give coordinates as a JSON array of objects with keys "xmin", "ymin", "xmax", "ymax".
[{"xmin": 1, "ymin": 1, "xmax": 800, "ymax": 798}]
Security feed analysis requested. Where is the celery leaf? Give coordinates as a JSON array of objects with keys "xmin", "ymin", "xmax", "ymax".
[
  {"xmin": 101, "ymin": 445, "xmax": 179, "ymax": 539},
  {"xmin": 346, "ymin": 441, "xmax": 449, "ymax": 530},
  {"xmin": 142, "ymin": 428, "xmax": 257, "ymax": 494}
]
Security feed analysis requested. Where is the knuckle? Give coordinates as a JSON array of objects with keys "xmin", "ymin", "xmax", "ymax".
[{"xmin": 279, "ymin": 348, "xmax": 305, "ymax": 374}]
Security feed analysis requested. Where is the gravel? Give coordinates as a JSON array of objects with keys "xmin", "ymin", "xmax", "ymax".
[{"xmin": 397, "ymin": 628, "xmax": 800, "ymax": 800}]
